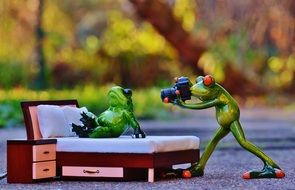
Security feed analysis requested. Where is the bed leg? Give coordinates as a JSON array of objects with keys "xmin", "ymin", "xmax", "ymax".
[{"xmin": 148, "ymin": 168, "xmax": 154, "ymax": 182}]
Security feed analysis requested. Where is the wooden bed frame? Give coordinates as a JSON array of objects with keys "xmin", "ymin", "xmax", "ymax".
[{"xmin": 20, "ymin": 100, "xmax": 200, "ymax": 182}]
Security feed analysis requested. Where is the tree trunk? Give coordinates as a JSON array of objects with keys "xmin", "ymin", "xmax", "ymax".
[
  {"xmin": 33, "ymin": 0, "xmax": 47, "ymax": 89},
  {"xmin": 222, "ymin": 64, "xmax": 265, "ymax": 95},
  {"xmin": 130, "ymin": 0, "xmax": 206, "ymax": 75}
]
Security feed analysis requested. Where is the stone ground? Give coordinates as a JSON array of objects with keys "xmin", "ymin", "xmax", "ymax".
[{"xmin": 0, "ymin": 108, "xmax": 295, "ymax": 190}]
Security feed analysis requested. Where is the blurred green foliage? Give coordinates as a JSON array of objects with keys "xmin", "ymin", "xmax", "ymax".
[
  {"xmin": 0, "ymin": 59, "xmax": 28, "ymax": 89},
  {"xmin": 173, "ymin": 0, "xmax": 196, "ymax": 32},
  {"xmin": 0, "ymin": 0, "xmax": 179, "ymax": 90},
  {"xmin": 0, "ymin": 0, "xmax": 294, "ymax": 90},
  {"xmin": 0, "ymin": 86, "xmax": 170, "ymax": 128},
  {"xmin": 40, "ymin": 0, "xmax": 181, "ymax": 88},
  {"xmin": 0, "ymin": 0, "xmax": 294, "ymax": 128},
  {"xmin": 0, "ymin": 100, "xmax": 23, "ymax": 128}
]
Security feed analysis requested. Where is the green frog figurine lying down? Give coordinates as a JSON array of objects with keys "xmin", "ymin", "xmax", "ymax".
[
  {"xmin": 162, "ymin": 75, "xmax": 285, "ymax": 179},
  {"xmin": 72, "ymin": 86, "xmax": 146, "ymax": 138}
]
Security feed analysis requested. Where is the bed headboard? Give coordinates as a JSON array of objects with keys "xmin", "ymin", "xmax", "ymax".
[{"xmin": 21, "ymin": 100, "xmax": 79, "ymax": 140}]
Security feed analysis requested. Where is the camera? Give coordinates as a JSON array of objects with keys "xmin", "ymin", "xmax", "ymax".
[{"xmin": 161, "ymin": 76, "xmax": 192, "ymax": 103}]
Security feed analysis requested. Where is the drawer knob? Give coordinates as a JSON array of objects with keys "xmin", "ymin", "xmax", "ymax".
[
  {"xmin": 43, "ymin": 168, "xmax": 50, "ymax": 172},
  {"xmin": 83, "ymin": 169, "xmax": 100, "ymax": 174},
  {"xmin": 43, "ymin": 151, "xmax": 50, "ymax": 154}
]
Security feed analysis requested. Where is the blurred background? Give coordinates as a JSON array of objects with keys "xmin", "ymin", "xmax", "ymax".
[{"xmin": 0, "ymin": 0, "xmax": 294, "ymax": 128}]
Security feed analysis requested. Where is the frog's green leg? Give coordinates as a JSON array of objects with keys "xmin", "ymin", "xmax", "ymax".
[
  {"xmin": 182, "ymin": 126, "xmax": 230, "ymax": 178},
  {"xmin": 89, "ymin": 126, "xmax": 114, "ymax": 138},
  {"xmin": 230, "ymin": 120, "xmax": 285, "ymax": 179}
]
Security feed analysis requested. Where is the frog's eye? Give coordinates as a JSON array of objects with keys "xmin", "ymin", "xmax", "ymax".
[
  {"xmin": 123, "ymin": 88, "xmax": 132, "ymax": 96},
  {"xmin": 196, "ymin": 76, "xmax": 204, "ymax": 83},
  {"xmin": 203, "ymin": 75, "xmax": 215, "ymax": 87}
]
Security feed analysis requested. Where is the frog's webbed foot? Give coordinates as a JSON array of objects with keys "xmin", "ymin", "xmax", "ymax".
[
  {"xmin": 132, "ymin": 128, "xmax": 146, "ymax": 138},
  {"xmin": 161, "ymin": 164, "xmax": 204, "ymax": 179},
  {"xmin": 181, "ymin": 164, "xmax": 204, "ymax": 178},
  {"xmin": 243, "ymin": 165, "xmax": 285, "ymax": 179}
]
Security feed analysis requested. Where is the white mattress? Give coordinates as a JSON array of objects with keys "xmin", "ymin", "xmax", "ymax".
[{"xmin": 55, "ymin": 136, "xmax": 199, "ymax": 153}]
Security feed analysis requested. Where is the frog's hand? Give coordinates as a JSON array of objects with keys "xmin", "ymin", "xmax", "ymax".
[
  {"xmin": 71, "ymin": 123, "xmax": 91, "ymax": 138},
  {"xmin": 80, "ymin": 112, "xmax": 98, "ymax": 129},
  {"xmin": 172, "ymin": 94, "xmax": 190, "ymax": 108},
  {"xmin": 173, "ymin": 97, "xmax": 185, "ymax": 107}
]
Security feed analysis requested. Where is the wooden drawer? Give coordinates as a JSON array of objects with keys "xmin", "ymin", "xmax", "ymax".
[
  {"xmin": 32, "ymin": 161, "xmax": 56, "ymax": 179},
  {"xmin": 33, "ymin": 144, "xmax": 56, "ymax": 162},
  {"xmin": 62, "ymin": 166, "xmax": 124, "ymax": 178}
]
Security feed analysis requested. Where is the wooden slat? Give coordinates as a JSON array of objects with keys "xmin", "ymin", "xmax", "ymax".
[
  {"xmin": 153, "ymin": 149, "xmax": 199, "ymax": 167},
  {"xmin": 56, "ymin": 149, "xmax": 199, "ymax": 168},
  {"xmin": 7, "ymin": 144, "xmax": 33, "ymax": 183},
  {"xmin": 57, "ymin": 152, "xmax": 154, "ymax": 168},
  {"xmin": 7, "ymin": 139, "xmax": 57, "ymax": 145}
]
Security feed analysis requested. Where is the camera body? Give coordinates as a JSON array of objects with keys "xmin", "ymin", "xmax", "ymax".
[{"xmin": 161, "ymin": 76, "xmax": 192, "ymax": 103}]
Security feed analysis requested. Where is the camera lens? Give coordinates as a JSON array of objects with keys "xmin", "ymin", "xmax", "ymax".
[
  {"xmin": 160, "ymin": 76, "xmax": 192, "ymax": 103},
  {"xmin": 160, "ymin": 88, "xmax": 177, "ymax": 102}
]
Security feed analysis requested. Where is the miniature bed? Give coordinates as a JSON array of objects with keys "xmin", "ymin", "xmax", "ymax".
[{"xmin": 7, "ymin": 100, "xmax": 200, "ymax": 183}]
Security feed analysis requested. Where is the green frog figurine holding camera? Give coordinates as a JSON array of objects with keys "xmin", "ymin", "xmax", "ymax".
[{"xmin": 161, "ymin": 75, "xmax": 285, "ymax": 179}]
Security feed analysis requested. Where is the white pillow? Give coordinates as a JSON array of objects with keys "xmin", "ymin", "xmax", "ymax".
[
  {"xmin": 36, "ymin": 105, "xmax": 88, "ymax": 138},
  {"xmin": 61, "ymin": 106, "xmax": 88, "ymax": 136},
  {"xmin": 37, "ymin": 105, "xmax": 69, "ymax": 138}
]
